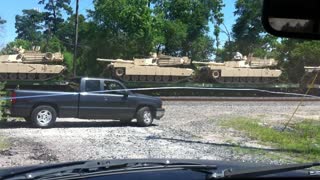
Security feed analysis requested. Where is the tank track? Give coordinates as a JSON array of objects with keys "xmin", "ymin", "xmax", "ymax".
[
  {"xmin": 215, "ymin": 77, "xmax": 278, "ymax": 84},
  {"xmin": 115, "ymin": 75, "xmax": 192, "ymax": 83},
  {"xmin": 0, "ymin": 73, "xmax": 61, "ymax": 81}
]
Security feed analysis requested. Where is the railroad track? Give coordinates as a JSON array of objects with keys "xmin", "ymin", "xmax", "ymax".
[{"xmin": 160, "ymin": 96, "xmax": 320, "ymax": 101}]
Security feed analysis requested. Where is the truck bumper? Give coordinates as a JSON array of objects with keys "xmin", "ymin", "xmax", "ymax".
[{"xmin": 155, "ymin": 108, "xmax": 165, "ymax": 119}]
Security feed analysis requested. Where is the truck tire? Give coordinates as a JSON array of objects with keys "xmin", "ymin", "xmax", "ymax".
[
  {"xmin": 31, "ymin": 105, "xmax": 57, "ymax": 128},
  {"xmin": 136, "ymin": 107, "xmax": 153, "ymax": 127}
]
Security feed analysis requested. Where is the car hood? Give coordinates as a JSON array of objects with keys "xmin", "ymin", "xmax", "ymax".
[{"xmin": 0, "ymin": 159, "xmax": 311, "ymax": 178}]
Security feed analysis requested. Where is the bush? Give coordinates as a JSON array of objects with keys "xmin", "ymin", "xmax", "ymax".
[{"xmin": 0, "ymin": 82, "xmax": 6, "ymax": 121}]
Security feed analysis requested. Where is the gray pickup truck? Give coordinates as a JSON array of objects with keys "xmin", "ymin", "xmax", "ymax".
[{"xmin": 8, "ymin": 77, "xmax": 165, "ymax": 128}]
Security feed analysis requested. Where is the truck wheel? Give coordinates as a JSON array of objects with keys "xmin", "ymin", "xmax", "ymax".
[
  {"xmin": 31, "ymin": 105, "xmax": 57, "ymax": 128},
  {"xmin": 136, "ymin": 107, "xmax": 153, "ymax": 127}
]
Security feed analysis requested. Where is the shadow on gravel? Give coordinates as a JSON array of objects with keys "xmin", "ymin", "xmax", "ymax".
[
  {"xmin": 0, "ymin": 121, "xmax": 158, "ymax": 129},
  {"xmin": 148, "ymin": 136, "xmax": 304, "ymax": 154}
]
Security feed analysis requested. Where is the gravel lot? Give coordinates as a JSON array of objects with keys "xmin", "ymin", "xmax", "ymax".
[{"xmin": 1, "ymin": 101, "xmax": 319, "ymax": 168}]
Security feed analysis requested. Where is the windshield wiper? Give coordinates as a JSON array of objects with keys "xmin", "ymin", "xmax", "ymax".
[
  {"xmin": 209, "ymin": 162, "xmax": 320, "ymax": 179},
  {"xmin": 3, "ymin": 160, "xmax": 217, "ymax": 180}
]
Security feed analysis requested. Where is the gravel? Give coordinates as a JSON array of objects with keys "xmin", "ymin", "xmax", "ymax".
[{"xmin": 0, "ymin": 100, "xmax": 319, "ymax": 168}]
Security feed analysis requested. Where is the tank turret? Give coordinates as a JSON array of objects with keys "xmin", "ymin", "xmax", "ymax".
[
  {"xmin": 0, "ymin": 46, "xmax": 63, "ymax": 63},
  {"xmin": 0, "ymin": 46, "xmax": 65, "ymax": 81}
]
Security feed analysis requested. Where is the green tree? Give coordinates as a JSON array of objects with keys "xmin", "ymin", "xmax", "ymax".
[
  {"xmin": 152, "ymin": 0, "xmax": 224, "ymax": 60},
  {"xmin": 232, "ymin": 0, "xmax": 264, "ymax": 55},
  {"xmin": 277, "ymin": 39, "xmax": 320, "ymax": 83},
  {"xmin": 38, "ymin": 0, "xmax": 72, "ymax": 35},
  {"xmin": 15, "ymin": 9, "xmax": 44, "ymax": 45},
  {"xmin": 218, "ymin": 0, "xmax": 279, "ymax": 60},
  {"xmin": 75, "ymin": 0, "xmax": 157, "ymax": 76},
  {"xmin": 0, "ymin": 39, "xmax": 32, "ymax": 54}
]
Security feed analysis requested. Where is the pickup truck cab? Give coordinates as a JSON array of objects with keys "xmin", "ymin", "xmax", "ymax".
[{"xmin": 9, "ymin": 77, "xmax": 165, "ymax": 128}]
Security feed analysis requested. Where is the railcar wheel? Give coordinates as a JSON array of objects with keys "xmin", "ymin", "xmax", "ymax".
[{"xmin": 18, "ymin": 73, "xmax": 27, "ymax": 80}]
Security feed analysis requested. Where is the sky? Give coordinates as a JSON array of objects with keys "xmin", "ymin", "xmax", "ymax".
[{"xmin": 0, "ymin": 0, "xmax": 236, "ymax": 48}]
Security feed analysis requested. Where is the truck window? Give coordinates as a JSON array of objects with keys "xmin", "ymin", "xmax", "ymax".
[
  {"xmin": 104, "ymin": 81, "xmax": 124, "ymax": 94},
  {"xmin": 85, "ymin": 80, "xmax": 101, "ymax": 92}
]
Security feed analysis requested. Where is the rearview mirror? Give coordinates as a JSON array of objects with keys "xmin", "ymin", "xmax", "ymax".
[{"xmin": 262, "ymin": 0, "xmax": 320, "ymax": 40}]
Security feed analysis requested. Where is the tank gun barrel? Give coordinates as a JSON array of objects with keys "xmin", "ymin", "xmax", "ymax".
[
  {"xmin": 192, "ymin": 61, "xmax": 225, "ymax": 66},
  {"xmin": 97, "ymin": 58, "xmax": 133, "ymax": 63},
  {"xmin": 305, "ymin": 66, "xmax": 320, "ymax": 72}
]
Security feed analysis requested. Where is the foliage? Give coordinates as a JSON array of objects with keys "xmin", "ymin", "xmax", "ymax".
[
  {"xmin": 41, "ymin": 36, "xmax": 64, "ymax": 52},
  {"xmin": 0, "ymin": 82, "xmax": 6, "ymax": 121},
  {"xmin": 0, "ymin": 39, "xmax": 32, "ymax": 54},
  {"xmin": 218, "ymin": 0, "xmax": 279, "ymax": 60},
  {"xmin": 152, "ymin": 0, "xmax": 224, "ymax": 60},
  {"xmin": 63, "ymin": 51, "xmax": 73, "ymax": 75},
  {"xmin": 15, "ymin": 9, "xmax": 44, "ymax": 45},
  {"xmin": 38, "ymin": 0, "xmax": 72, "ymax": 34},
  {"xmin": 275, "ymin": 39, "xmax": 320, "ymax": 83}
]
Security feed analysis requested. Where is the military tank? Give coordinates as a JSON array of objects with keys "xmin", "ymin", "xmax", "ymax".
[
  {"xmin": 97, "ymin": 54, "xmax": 193, "ymax": 83},
  {"xmin": 301, "ymin": 66, "xmax": 320, "ymax": 86},
  {"xmin": 0, "ymin": 46, "xmax": 65, "ymax": 81},
  {"xmin": 193, "ymin": 53, "xmax": 282, "ymax": 83}
]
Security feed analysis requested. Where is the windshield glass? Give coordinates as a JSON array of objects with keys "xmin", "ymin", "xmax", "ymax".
[{"xmin": 0, "ymin": 0, "xmax": 320, "ymax": 171}]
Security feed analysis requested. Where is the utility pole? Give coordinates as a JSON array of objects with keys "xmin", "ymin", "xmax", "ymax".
[{"xmin": 73, "ymin": 0, "xmax": 79, "ymax": 77}]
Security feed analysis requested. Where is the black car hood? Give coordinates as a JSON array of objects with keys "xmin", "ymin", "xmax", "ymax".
[{"xmin": 0, "ymin": 159, "xmax": 313, "ymax": 178}]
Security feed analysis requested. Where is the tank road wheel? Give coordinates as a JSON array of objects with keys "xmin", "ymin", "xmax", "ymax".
[
  {"xmin": 115, "ymin": 68, "xmax": 125, "ymax": 77},
  {"xmin": 233, "ymin": 77, "xmax": 240, "ymax": 83},
  {"xmin": 146, "ymin": 76, "xmax": 154, "ymax": 82},
  {"xmin": 39, "ymin": 74, "xmax": 47, "ymax": 80},
  {"xmin": 27, "ymin": 74, "xmax": 36, "ymax": 80},
  {"xmin": 9, "ymin": 73, "xmax": 17, "ymax": 80},
  {"xmin": 240, "ymin": 77, "xmax": 247, "ymax": 83},
  {"xmin": 139, "ymin": 76, "xmax": 147, "ymax": 82},
  {"xmin": 171, "ymin": 76, "xmax": 179, "ymax": 82},
  {"xmin": 262, "ymin": 77, "xmax": 270, "ymax": 83},
  {"xmin": 155, "ymin": 76, "xmax": 162, "ymax": 82},
  {"xmin": 162, "ymin": 76, "xmax": 170, "ymax": 82},
  {"xmin": 212, "ymin": 70, "xmax": 220, "ymax": 79},
  {"xmin": 225, "ymin": 77, "xmax": 232, "ymax": 83},
  {"xmin": 247, "ymin": 77, "xmax": 253, "ymax": 83},
  {"xmin": 131, "ymin": 75, "xmax": 139, "ymax": 82},
  {"xmin": 254, "ymin": 77, "xmax": 261, "ymax": 83},
  {"xmin": 0, "ymin": 74, "xmax": 8, "ymax": 81},
  {"xmin": 123, "ymin": 75, "xmax": 130, "ymax": 81},
  {"xmin": 216, "ymin": 77, "xmax": 224, "ymax": 83},
  {"xmin": 18, "ymin": 73, "xmax": 27, "ymax": 80}
]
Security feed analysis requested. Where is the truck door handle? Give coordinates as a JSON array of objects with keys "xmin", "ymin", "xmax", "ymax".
[{"xmin": 104, "ymin": 97, "xmax": 108, "ymax": 101}]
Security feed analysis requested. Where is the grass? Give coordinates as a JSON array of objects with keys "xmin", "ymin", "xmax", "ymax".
[
  {"xmin": 0, "ymin": 137, "xmax": 8, "ymax": 150},
  {"xmin": 220, "ymin": 117, "xmax": 320, "ymax": 161}
]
